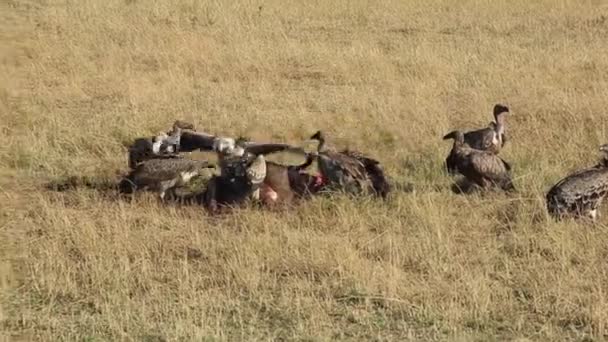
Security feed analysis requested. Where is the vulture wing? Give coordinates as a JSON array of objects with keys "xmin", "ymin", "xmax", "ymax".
[
  {"xmin": 316, "ymin": 151, "xmax": 369, "ymax": 195},
  {"xmin": 178, "ymin": 130, "xmax": 217, "ymax": 152},
  {"xmin": 470, "ymin": 153, "xmax": 509, "ymax": 180},
  {"xmin": 469, "ymin": 152, "xmax": 514, "ymax": 190},
  {"xmin": 243, "ymin": 142, "xmax": 305, "ymax": 156},
  {"xmin": 341, "ymin": 149, "xmax": 390, "ymax": 198},
  {"xmin": 464, "ymin": 127, "xmax": 496, "ymax": 151}
]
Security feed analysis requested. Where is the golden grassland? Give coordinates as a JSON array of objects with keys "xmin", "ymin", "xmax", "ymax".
[{"xmin": 2, "ymin": 0, "xmax": 608, "ymax": 340}]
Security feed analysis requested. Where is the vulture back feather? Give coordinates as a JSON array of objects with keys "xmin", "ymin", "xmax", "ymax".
[{"xmin": 546, "ymin": 145, "xmax": 608, "ymax": 220}]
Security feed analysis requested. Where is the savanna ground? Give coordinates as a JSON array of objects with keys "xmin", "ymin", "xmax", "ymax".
[{"xmin": 2, "ymin": 0, "xmax": 608, "ymax": 340}]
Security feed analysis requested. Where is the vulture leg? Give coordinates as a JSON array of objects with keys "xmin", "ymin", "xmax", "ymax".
[
  {"xmin": 119, "ymin": 177, "xmax": 137, "ymax": 194},
  {"xmin": 203, "ymin": 177, "xmax": 219, "ymax": 213},
  {"xmin": 588, "ymin": 209, "xmax": 598, "ymax": 221},
  {"xmin": 250, "ymin": 188, "xmax": 261, "ymax": 201},
  {"xmin": 158, "ymin": 179, "xmax": 177, "ymax": 201}
]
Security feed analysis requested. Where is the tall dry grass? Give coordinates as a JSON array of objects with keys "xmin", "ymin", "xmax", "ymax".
[{"xmin": 2, "ymin": 0, "xmax": 608, "ymax": 340}]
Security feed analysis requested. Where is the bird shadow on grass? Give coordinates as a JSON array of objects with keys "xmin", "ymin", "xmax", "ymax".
[
  {"xmin": 391, "ymin": 180, "xmax": 416, "ymax": 194},
  {"xmin": 46, "ymin": 175, "xmax": 120, "ymax": 194},
  {"xmin": 44, "ymin": 174, "xmax": 208, "ymax": 206},
  {"xmin": 450, "ymin": 178, "xmax": 479, "ymax": 195},
  {"xmin": 43, "ymin": 175, "xmax": 127, "ymax": 205},
  {"xmin": 43, "ymin": 175, "xmax": 417, "ymax": 217},
  {"xmin": 43, "ymin": 174, "xmax": 287, "ymax": 217},
  {"xmin": 449, "ymin": 177, "xmax": 518, "ymax": 195}
]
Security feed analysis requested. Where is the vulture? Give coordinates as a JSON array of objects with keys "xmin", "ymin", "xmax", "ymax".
[
  {"xmin": 213, "ymin": 137, "xmax": 303, "ymax": 204},
  {"xmin": 119, "ymin": 158, "xmax": 215, "ymax": 200},
  {"xmin": 165, "ymin": 128, "xmax": 299, "ymax": 157},
  {"xmin": 201, "ymin": 154, "xmax": 268, "ymax": 213},
  {"xmin": 445, "ymin": 104, "xmax": 510, "ymax": 174},
  {"xmin": 126, "ymin": 124, "xmax": 185, "ymax": 169},
  {"xmin": 212, "ymin": 136, "xmax": 300, "ymax": 159},
  {"xmin": 202, "ymin": 153, "xmax": 324, "ymax": 212},
  {"xmin": 309, "ymin": 130, "xmax": 390, "ymax": 199},
  {"xmin": 443, "ymin": 130, "xmax": 514, "ymax": 192},
  {"xmin": 546, "ymin": 144, "xmax": 608, "ymax": 221},
  {"xmin": 174, "ymin": 129, "xmax": 217, "ymax": 153},
  {"xmin": 172, "ymin": 120, "xmax": 195, "ymax": 131},
  {"xmin": 202, "ymin": 136, "xmax": 325, "ymax": 211}
]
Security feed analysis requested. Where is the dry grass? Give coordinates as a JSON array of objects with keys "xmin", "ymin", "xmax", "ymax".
[{"xmin": 2, "ymin": 0, "xmax": 608, "ymax": 340}]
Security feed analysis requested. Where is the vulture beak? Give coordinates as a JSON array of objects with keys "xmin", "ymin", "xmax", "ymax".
[
  {"xmin": 310, "ymin": 131, "xmax": 322, "ymax": 140},
  {"xmin": 442, "ymin": 131, "xmax": 457, "ymax": 140}
]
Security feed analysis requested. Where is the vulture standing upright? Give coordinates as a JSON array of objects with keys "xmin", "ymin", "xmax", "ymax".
[
  {"xmin": 445, "ymin": 104, "xmax": 510, "ymax": 174},
  {"xmin": 443, "ymin": 130, "xmax": 514, "ymax": 192}
]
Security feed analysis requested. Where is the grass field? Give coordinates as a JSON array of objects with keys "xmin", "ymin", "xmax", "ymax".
[{"xmin": 2, "ymin": 0, "xmax": 608, "ymax": 340}]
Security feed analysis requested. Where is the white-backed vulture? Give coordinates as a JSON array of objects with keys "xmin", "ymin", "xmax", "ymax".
[
  {"xmin": 119, "ymin": 158, "xmax": 214, "ymax": 199},
  {"xmin": 546, "ymin": 144, "xmax": 608, "ymax": 221},
  {"xmin": 126, "ymin": 124, "xmax": 185, "ymax": 169}
]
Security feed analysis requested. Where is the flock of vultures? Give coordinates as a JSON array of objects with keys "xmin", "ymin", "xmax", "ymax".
[{"xmin": 118, "ymin": 104, "xmax": 608, "ymax": 221}]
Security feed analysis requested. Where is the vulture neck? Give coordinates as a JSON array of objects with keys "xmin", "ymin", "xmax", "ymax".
[
  {"xmin": 315, "ymin": 136, "xmax": 328, "ymax": 153},
  {"xmin": 494, "ymin": 113, "xmax": 507, "ymax": 136}
]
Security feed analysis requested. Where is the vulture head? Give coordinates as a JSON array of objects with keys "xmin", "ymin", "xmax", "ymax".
[
  {"xmin": 493, "ymin": 104, "xmax": 510, "ymax": 126},
  {"xmin": 172, "ymin": 120, "xmax": 195, "ymax": 131},
  {"xmin": 213, "ymin": 137, "xmax": 237, "ymax": 156},
  {"xmin": 310, "ymin": 130, "xmax": 323, "ymax": 141},
  {"xmin": 151, "ymin": 130, "xmax": 181, "ymax": 155},
  {"xmin": 309, "ymin": 130, "xmax": 327, "ymax": 152}
]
